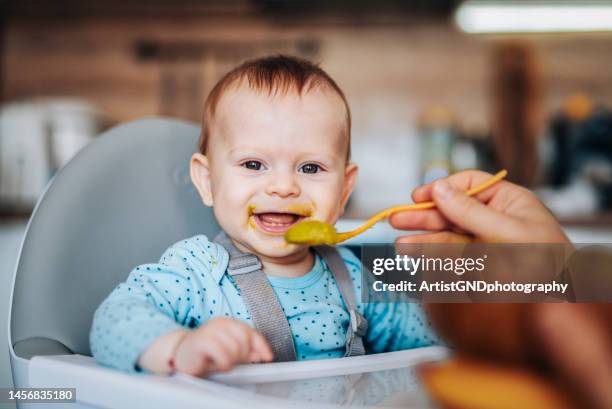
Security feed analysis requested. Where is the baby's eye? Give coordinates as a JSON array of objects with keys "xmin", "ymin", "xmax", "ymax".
[
  {"xmin": 242, "ymin": 160, "xmax": 263, "ymax": 171},
  {"xmin": 300, "ymin": 163, "xmax": 322, "ymax": 174}
]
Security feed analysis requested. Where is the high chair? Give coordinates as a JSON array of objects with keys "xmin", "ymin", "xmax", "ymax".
[{"xmin": 8, "ymin": 118, "xmax": 447, "ymax": 409}]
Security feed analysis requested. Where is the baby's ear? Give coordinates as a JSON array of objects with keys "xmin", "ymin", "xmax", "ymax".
[
  {"xmin": 190, "ymin": 153, "xmax": 214, "ymax": 207},
  {"xmin": 339, "ymin": 162, "xmax": 358, "ymax": 216}
]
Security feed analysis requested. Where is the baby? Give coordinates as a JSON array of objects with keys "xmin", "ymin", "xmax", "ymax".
[{"xmin": 90, "ymin": 55, "xmax": 438, "ymax": 376}]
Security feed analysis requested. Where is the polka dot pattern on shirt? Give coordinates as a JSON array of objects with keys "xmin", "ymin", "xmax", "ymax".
[{"xmin": 90, "ymin": 234, "xmax": 439, "ymax": 374}]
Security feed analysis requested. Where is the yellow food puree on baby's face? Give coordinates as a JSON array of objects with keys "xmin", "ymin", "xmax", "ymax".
[
  {"xmin": 283, "ymin": 203, "xmax": 315, "ymax": 216},
  {"xmin": 246, "ymin": 203, "xmax": 315, "ymax": 232},
  {"xmin": 247, "ymin": 203, "xmax": 315, "ymax": 216}
]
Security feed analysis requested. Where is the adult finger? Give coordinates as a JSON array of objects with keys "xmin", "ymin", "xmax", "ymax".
[
  {"xmin": 412, "ymin": 170, "xmax": 507, "ymax": 204},
  {"xmin": 395, "ymin": 231, "xmax": 472, "ymax": 245},
  {"xmin": 389, "ymin": 209, "xmax": 451, "ymax": 231},
  {"xmin": 430, "ymin": 179, "xmax": 521, "ymax": 241}
]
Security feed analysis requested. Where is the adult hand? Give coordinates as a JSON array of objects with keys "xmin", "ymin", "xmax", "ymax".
[
  {"xmin": 389, "ymin": 170, "xmax": 569, "ymax": 244},
  {"xmin": 391, "ymin": 170, "xmax": 612, "ymax": 409}
]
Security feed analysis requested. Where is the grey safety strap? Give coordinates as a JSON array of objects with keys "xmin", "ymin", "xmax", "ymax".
[
  {"xmin": 213, "ymin": 231, "xmax": 297, "ymax": 362},
  {"xmin": 314, "ymin": 245, "xmax": 368, "ymax": 357}
]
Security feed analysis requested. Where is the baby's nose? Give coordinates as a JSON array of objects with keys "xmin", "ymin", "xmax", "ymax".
[{"xmin": 265, "ymin": 172, "xmax": 301, "ymax": 198}]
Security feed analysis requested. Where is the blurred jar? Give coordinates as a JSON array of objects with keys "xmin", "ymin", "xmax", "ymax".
[
  {"xmin": 0, "ymin": 98, "xmax": 101, "ymax": 212},
  {"xmin": 418, "ymin": 106, "xmax": 455, "ymax": 184},
  {"xmin": 45, "ymin": 98, "xmax": 100, "ymax": 170},
  {"xmin": 0, "ymin": 102, "xmax": 51, "ymax": 211},
  {"xmin": 453, "ymin": 121, "xmax": 498, "ymax": 174},
  {"xmin": 538, "ymin": 94, "xmax": 612, "ymax": 215}
]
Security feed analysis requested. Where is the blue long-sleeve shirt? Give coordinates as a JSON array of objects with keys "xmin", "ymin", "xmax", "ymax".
[{"xmin": 90, "ymin": 234, "xmax": 439, "ymax": 373}]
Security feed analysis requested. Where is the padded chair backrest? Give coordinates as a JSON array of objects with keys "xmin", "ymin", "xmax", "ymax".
[{"xmin": 9, "ymin": 117, "xmax": 219, "ymax": 357}]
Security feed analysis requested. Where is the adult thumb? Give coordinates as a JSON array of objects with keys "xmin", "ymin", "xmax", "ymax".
[{"xmin": 432, "ymin": 179, "xmax": 512, "ymax": 241}]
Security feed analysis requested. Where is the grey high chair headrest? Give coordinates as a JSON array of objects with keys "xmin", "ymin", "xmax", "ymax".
[{"xmin": 9, "ymin": 117, "xmax": 220, "ymax": 359}]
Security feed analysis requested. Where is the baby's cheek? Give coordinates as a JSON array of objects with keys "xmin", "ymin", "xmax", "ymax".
[
  {"xmin": 317, "ymin": 180, "xmax": 346, "ymax": 217},
  {"xmin": 314, "ymin": 196, "xmax": 343, "ymax": 223},
  {"xmin": 213, "ymin": 191, "xmax": 248, "ymax": 229}
]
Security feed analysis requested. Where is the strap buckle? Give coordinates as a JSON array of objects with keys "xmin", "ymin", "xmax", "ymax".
[
  {"xmin": 349, "ymin": 310, "xmax": 368, "ymax": 337},
  {"xmin": 228, "ymin": 253, "xmax": 262, "ymax": 276}
]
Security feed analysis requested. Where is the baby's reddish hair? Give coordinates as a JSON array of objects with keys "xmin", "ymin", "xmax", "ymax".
[{"xmin": 199, "ymin": 55, "xmax": 351, "ymax": 160}]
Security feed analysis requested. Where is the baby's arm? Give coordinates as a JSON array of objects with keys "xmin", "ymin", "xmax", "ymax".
[
  {"xmin": 136, "ymin": 328, "xmax": 188, "ymax": 374},
  {"xmin": 90, "ymin": 267, "xmax": 187, "ymax": 374},
  {"xmin": 142, "ymin": 317, "xmax": 272, "ymax": 376},
  {"xmin": 90, "ymin": 235, "xmax": 271, "ymax": 375}
]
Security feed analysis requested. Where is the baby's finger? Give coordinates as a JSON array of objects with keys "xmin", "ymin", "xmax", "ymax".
[
  {"xmin": 389, "ymin": 209, "xmax": 450, "ymax": 231},
  {"xmin": 224, "ymin": 324, "xmax": 254, "ymax": 363},
  {"xmin": 247, "ymin": 350, "xmax": 263, "ymax": 363},
  {"xmin": 196, "ymin": 355, "xmax": 216, "ymax": 376},
  {"xmin": 249, "ymin": 330, "xmax": 274, "ymax": 362},
  {"xmin": 176, "ymin": 347, "xmax": 215, "ymax": 376},
  {"xmin": 212, "ymin": 330, "xmax": 244, "ymax": 363},
  {"xmin": 201, "ymin": 340, "xmax": 234, "ymax": 372}
]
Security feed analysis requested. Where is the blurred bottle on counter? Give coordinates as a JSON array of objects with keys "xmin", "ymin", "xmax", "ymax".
[
  {"xmin": 538, "ymin": 94, "xmax": 612, "ymax": 216},
  {"xmin": 419, "ymin": 106, "xmax": 498, "ymax": 184},
  {"xmin": 418, "ymin": 106, "xmax": 454, "ymax": 184},
  {"xmin": 452, "ymin": 122, "xmax": 499, "ymax": 174},
  {"xmin": 547, "ymin": 94, "xmax": 594, "ymax": 187}
]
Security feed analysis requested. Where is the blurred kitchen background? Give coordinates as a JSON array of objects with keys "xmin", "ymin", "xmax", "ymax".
[
  {"xmin": 1, "ymin": 0, "xmax": 612, "ymax": 397},
  {"xmin": 2, "ymin": 0, "xmax": 612, "ymax": 223}
]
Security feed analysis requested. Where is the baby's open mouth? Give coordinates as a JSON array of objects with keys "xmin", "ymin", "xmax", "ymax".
[{"xmin": 252, "ymin": 212, "xmax": 307, "ymax": 234}]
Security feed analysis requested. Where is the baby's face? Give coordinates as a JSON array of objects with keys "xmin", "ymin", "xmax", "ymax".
[{"xmin": 191, "ymin": 85, "xmax": 357, "ymax": 259}]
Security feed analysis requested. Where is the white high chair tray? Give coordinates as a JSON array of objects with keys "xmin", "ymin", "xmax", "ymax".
[
  {"xmin": 29, "ymin": 347, "xmax": 448, "ymax": 409},
  {"xmin": 207, "ymin": 346, "xmax": 448, "ymax": 384}
]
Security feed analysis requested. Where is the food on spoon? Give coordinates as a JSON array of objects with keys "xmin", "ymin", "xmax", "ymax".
[
  {"xmin": 284, "ymin": 170, "xmax": 508, "ymax": 246},
  {"xmin": 284, "ymin": 219, "xmax": 338, "ymax": 245}
]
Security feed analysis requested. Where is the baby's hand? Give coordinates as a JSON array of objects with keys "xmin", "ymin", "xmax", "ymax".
[{"xmin": 172, "ymin": 317, "xmax": 273, "ymax": 376}]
